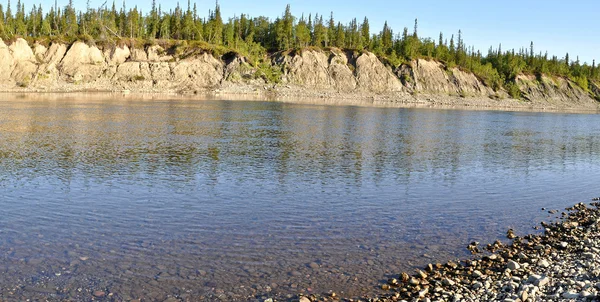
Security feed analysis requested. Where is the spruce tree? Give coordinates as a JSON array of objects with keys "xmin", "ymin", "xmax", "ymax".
[
  {"xmin": 334, "ymin": 21, "xmax": 345, "ymax": 48},
  {"xmin": 15, "ymin": 0, "xmax": 27, "ymax": 36},
  {"xmin": 64, "ymin": 0, "xmax": 78, "ymax": 36},
  {"xmin": 381, "ymin": 21, "xmax": 392, "ymax": 53},
  {"xmin": 295, "ymin": 14, "xmax": 310, "ymax": 48},
  {"xmin": 327, "ymin": 12, "xmax": 335, "ymax": 47},
  {"xmin": 413, "ymin": 18, "xmax": 418, "ymax": 38},
  {"xmin": 360, "ymin": 17, "xmax": 370, "ymax": 48},
  {"xmin": 5, "ymin": 0, "xmax": 13, "ymax": 37},
  {"xmin": 281, "ymin": 4, "xmax": 293, "ymax": 49},
  {"xmin": 0, "ymin": 4, "xmax": 5, "ymax": 38}
]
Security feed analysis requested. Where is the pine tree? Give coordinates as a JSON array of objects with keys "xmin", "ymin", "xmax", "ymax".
[
  {"xmin": 208, "ymin": 1, "xmax": 223, "ymax": 44},
  {"xmin": 224, "ymin": 18, "xmax": 234, "ymax": 46},
  {"xmin": 14, "ymin": 0, "xmax": 27, "ymax": 36},
  {"xmin": 334, "ymin": 21, "xmax": 345, "ymax": 48},
  {"xmin": 147, "ymin": 0, "xmax": 158, "ymax": 38},
  {"xmin": 327, "ymin": 12, "xmax": 335, "ymax": 47},
  {"xmin": 380, "ymin": 21, "xmax": 392, "ymax": 53},
  {"xmin": 64, "ymin": 0, "xmax": 78, "ymax": 36},
  {"xmin": 360, "ymin": 17, "xmax": 370, "ymax": 49},
  {"xmin": 295, "ymin": 13, "xmax": 310, "ymax": 48},
  {"xmin": 413, "ymin": 18, "xmax": 418, "ymax": 38},
  {"xmin": 5, "ymin": 0, "xmax": 14, "ymax": 36},
  {"xmin": 312, "ymin": 14, "xmax": 326, "ymax": 47},
  {"xmin": 181, "ymin": 0, "xmax": 193, "ymax": 40},
  {"xmin": 281, "ymin": 4, "xmax": 293, "ymax": 49}
]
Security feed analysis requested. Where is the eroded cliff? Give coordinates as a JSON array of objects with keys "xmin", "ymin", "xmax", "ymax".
[{"xmin": 1, "ymin": 38, "xmax": 599, "ymax": 109}]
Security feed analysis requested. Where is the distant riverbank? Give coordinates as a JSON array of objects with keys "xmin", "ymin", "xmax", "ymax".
[
  {"xmin": 3, "ymin": 90, "xmax": 600, "ymax": 115},
  {"xmin": 2, "ymin": 38, "xmax": 600, "ymax": 113}
]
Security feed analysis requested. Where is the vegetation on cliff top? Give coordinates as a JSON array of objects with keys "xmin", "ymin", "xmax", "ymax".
[{"xmin": 1, "ymin": 0, "xmax": 598, "ymax": 95}]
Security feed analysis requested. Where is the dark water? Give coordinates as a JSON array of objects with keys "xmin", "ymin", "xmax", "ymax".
[{"xmin": 1, "ymin": 94, "xmax": 599, "ymax": 301}]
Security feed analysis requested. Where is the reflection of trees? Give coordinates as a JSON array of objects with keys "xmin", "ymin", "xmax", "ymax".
[{"xmin": 0, "ymin": 98, "xmax": 599, "ymax": 190}]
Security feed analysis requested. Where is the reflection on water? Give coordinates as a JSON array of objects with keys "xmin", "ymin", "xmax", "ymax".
[{"xmin": 0, "ymin": 94, "xmax": 600, "ymax": 300}]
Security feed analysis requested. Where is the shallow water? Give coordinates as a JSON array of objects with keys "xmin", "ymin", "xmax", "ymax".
[{"xmin": 0, "ymin": 94, "xmax": 599, "ymax": 301}]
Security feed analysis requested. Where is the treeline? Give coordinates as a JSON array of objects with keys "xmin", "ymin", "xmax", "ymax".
[{"xmin": 0, "ymin": 0, "xmax": 598, "ymax": 94}]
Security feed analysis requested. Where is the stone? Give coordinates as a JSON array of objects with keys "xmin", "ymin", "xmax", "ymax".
[
  {"xmin": 562, "ymin": 291, "xmax": 579, "ymax": 299},
  {"xmin": 537, "ymin": 259, "xmax": 550, "ymax": 268},
  {"xmin": 93, "ymin": 291, "xmax": 105, "ymax": 297},
  {"xmin": 298, "ymin": 297, "xmax": 311, "ymax": 302},
  {"xmin": 507, "ymin": 260, "xmax": 520, "ymax": 271},
  {"xmin": 442, "ymin": 278, "xmax": 456, "ymax": 286}
]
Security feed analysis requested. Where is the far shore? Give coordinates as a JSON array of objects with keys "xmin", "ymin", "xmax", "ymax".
[{"xmin": 2, "ymin": 88, "xmax": 600, "ymax": 114}]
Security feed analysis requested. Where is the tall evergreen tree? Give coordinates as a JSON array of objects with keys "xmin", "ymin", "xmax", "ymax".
[
  {"xmin": 327, "ymin": 12, "xmax": 335, "ymax": 47},
  {"xmin": 5, "ymin": 0, "xmax": 13, "ymax": 36},
  {"xmin": 360, "ymin": 17, "xmax": 370, "ymax": 48},
  {"xmin": 413, "ymin": 18, "xmax": 418, "ymax": 38},
  {"xmin": 295, "ymin": 13, "xmax": 310, "ymax": 48}
]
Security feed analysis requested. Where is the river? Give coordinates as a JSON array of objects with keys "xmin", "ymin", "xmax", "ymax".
[{"xmin": 0, "ymin": 93, "xmax": 599, "ymax": 301}]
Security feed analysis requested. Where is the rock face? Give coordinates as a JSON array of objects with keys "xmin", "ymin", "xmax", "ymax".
[
  {"xmin": 398, "ymin": 59, "xmax": 495, "ymax": 97},
  {"xmin": 170, "ymin": 52, "xmax": 224, "ymax": 89},
  {"xmin": 9, "ymin": 38, "xmax": 37, "ymax": 84},
  {"xmin": 0, "ymin": 39, "xmax": 599, "ymax": 108},
  {"xmin": 0, "ymin": 40, "xmax": 15, "ymax": 81},
  {"xmin": 516, "ymin": 74, "xmax": 591, "ymax": 104},
  {"xmin": 278, "ymin": 49, "xmax": 400, "ymax": 92},
  {"xmin": 354, "ymin": 52, "xmax": 403, "ymax": 93},
  {"xmin": 59, "ymin": 41, "xmax": 106, "ymax": 82},
  {"xmin": 280, "ymin": 50, "xmax": 332, "ymax": 89}
]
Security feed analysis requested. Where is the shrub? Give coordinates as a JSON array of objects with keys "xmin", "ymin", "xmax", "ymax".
[{"xmin": 505, "ymin": 82, "xmax": 521, "ymax": 99}]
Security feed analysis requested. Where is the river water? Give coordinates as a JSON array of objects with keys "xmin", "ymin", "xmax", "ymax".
[{"xmin": 0, "ymin": 94, "xmax": 599, "ymax": 301}]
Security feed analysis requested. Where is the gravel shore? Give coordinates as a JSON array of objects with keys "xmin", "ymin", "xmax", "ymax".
[{"xmin": 293, "ymin": 199, "xmax": 600, "ymax": 302}]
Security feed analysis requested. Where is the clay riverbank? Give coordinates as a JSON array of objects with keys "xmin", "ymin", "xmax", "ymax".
[{"xmin": 1, "ymin": 38, "xmax": 600, "ymax": 112}]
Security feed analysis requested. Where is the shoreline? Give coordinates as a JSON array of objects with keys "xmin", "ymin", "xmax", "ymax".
[
  {"xmin": 2, "ymin": 89, "xmax": 600, "ymax": 114},
  {"xmin": 296, "ymin": 199, "xmax": 600, "ymax": 302}
]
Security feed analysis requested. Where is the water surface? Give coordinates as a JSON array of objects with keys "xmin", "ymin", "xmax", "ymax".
[{"xmin": 1, "ymin": 94, "xmax": 599, "ymax": 301}]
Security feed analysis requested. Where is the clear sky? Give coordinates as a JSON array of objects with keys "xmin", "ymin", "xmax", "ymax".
[{"xmin": 13, "ymin": 0, "xmax": 600, "ymax": 64}]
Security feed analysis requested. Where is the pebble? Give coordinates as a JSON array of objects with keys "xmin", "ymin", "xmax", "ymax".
[
  {"xmin": 562, "ymin": 291, "xmax": 579, "ymax": 299},
  {"xmin": 507, "ymin": 260, "xmax": 520, "ymax": 270},
  {"xmin": 537, "ymin": 259, "xmax": 550, "ymax": 268},
  {"xmin": 93, "ymin": 291, "xmax": 105, "ymax": 297},
  {"xmin": 365, "ymin": 202, "xmax": 600, "ymax": 302}
]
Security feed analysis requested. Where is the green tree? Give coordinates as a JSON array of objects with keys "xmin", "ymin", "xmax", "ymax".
[
  {"xmin": 206, "ymin": 1, "xmax": 223, "ymax": 44},
  {"xmin": 224, "ymin": 18, "xmax": 234, "ymax": 46},
  {"xmin": 147, "ymin": 0, "xmax": 158, "ymax": 38},
  {"xmin": 380, "ymin": 21, "xmax": 392, "ymax": 53},
  {"xmin": 295, "ymin": 13, "xmax": 310, "ymax": 48},
  {"xmin": 360, "ymin": 17, "xmax": 370, "ymax": 49},
  {"xmin": 327, "ymin": 12, "xmax": 334, "ymax": 47},
  {"xmin": 15, "ymin": 0, "xmax": 27, "ymax": 36},
  {"xmin": 281, "ymin": 4, "xmax": 294, "ymax": 49},
  {"xmin": 64, "ymin": 0, "xmax": 78, "ymax": 36},
  {"xmin": 181, "ymin": 0, "xmax": 193, "ymax": 40},
  {"xmin": 334, "ymin": 21, "xmax": 345, "ymax": 48},
  {"xmin": 159, "ymin": 13, "xmax": 170, "ymax": 39},
  {"xmin": 0, "ymin": 4, "xmax": 5, "ymax": 38},
  {"xmin": 312, "ymin": 14, "xmax": 326, "ymax": 47}
]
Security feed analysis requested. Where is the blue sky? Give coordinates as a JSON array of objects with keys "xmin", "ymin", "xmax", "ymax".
[{"xmin": 12, "ymin": 0, "xmax": 600, "ymax": 64}]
